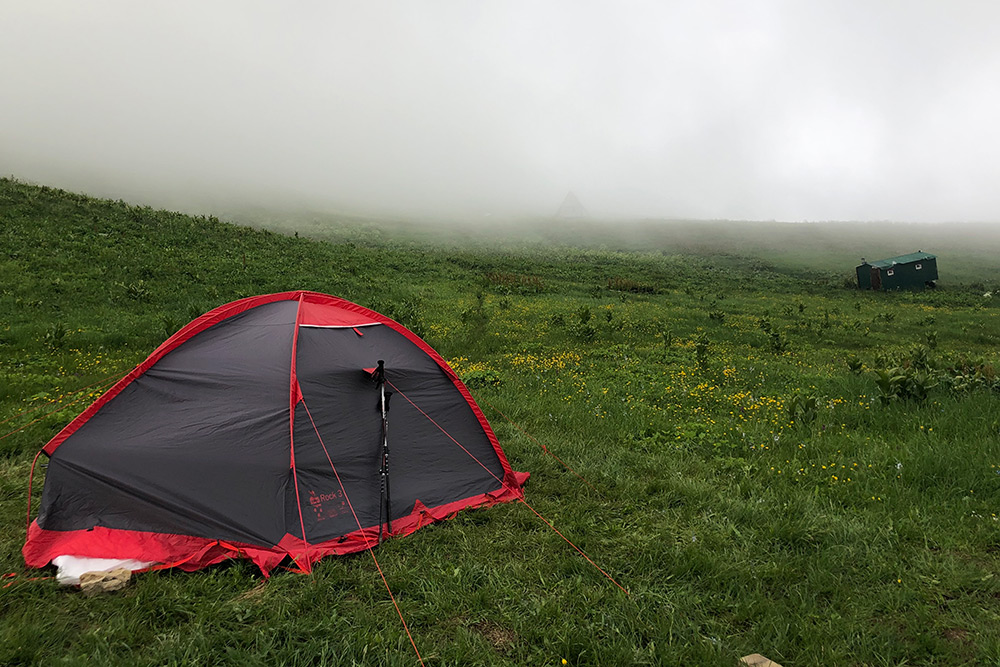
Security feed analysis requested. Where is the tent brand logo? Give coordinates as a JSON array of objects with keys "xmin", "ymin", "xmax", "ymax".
[{"xmin": 308, "ymin": 489, "xmax": 347, "ymax": 521}]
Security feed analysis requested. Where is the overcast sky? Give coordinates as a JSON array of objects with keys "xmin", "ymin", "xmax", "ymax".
[{"xmin": 2, "ymin": 1, "xmax": 999, "ymax": 221}]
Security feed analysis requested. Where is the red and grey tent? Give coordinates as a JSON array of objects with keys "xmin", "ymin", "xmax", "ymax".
[{"xmin": 24, "ymin": 291, "xmax": 528, "ymax": 576}]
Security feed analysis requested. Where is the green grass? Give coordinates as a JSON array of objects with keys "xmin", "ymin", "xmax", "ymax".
[
  {"xmin": 3, "ymin": 177, "xmax": 1000, "ymax": 665},
  {"xmin": 238, "ymin": 204, "xmax": 1000, "ymax": 287}
]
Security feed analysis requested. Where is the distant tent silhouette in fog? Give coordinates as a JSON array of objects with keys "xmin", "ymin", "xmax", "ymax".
[{"xmin": 555, "ymin": 192, "xmax": 589, "ymax": 219}]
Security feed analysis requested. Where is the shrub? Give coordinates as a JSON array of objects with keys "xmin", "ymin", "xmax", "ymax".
[
  {"xmin": 758, "ymin": 316, "xmax": 789, "ymax": 354},
  {"xmin": 695, "ymin": 333, "xmax": 709, "ymax": 371},
  {"xmin": 874, "ymin": 367, "xmax": 938, "ymax": 404},
  {"xmin": 461, "ymin": 368, "xmax": 503, "ymax": 388},
  {"xmin": 787, "ymin": 393, "xmax": 819, "ymax": 426},
  {"xmin": 460, "ymin": 291, "xmax": 490, "ymax": 333},
  {"xmin": 44, "ymin": 322, "xmax": 69, "ymax": 350},
  {"xmin": 846, "ymin": 355, "xmax": 863, "ymax": 375},
  {"xmin": 573, "ymin": 306, "xmax": 597, "ymax": 341}
]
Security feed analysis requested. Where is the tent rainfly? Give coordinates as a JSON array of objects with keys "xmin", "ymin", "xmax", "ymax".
[{"xmin": 24, "ymin": 291, "xmax": 528, "ymax": 579}]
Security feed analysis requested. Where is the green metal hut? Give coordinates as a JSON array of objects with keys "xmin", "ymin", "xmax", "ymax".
[{"xmin": 857, "ymin": 251, "xmax": 938, "ymax": 291}]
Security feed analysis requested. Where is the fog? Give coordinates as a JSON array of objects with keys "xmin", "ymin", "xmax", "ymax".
[{"xmin": 3, "ymin": 1, "xmax": 1000, "ymax": 222}]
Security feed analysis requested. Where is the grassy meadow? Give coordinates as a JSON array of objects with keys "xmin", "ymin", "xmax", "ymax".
[{"xmin": 3, "ymin": 177, "xmax": 1000, "ymax": 665}]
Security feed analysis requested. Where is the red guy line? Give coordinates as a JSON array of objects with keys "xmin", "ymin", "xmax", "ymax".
[
  {"xmin": 301, "ymin": 398, "xmax": 426, "ymax": 667},
  {"xmin": 386, "ymin": 380, "xmax": 629, "ymax": 597},
  {"xmin": 25, "ymin": 448, "xmax": 45, "ymax": 533},
  {"xmin": 476, "ymin": 396, "xmax": 605, "ymax": 498}
]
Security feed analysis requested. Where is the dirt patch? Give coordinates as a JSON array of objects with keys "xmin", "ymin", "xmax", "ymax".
[
  {"xmin": 472, "ymin": 620, "xmax": 518, "ymax": 652},
  {"xmin": 234, "ymin": 580, "xmax": 268, "ymax": 602},
  {"xmin": 943, "ymin": 628, "xmax": 969, "ymax": 643}
]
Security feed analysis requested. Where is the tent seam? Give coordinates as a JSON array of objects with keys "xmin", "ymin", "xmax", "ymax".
[{"xmin": 288, "ymin": 293, "xmax": 309, "ymax": 562}]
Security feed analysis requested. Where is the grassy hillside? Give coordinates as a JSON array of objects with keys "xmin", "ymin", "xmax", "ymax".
[
  {"xmin": 235, "ymin": 206, "xmax": 1000, "ymax": 286},
  {"xmin": 3, "ymin": 178, "xmax": 1000, "ymax": 665}
]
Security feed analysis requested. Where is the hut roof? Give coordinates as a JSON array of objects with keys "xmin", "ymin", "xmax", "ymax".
[{"xmin": 864, "ymin": 251, "xmax": 936, "ymax": 269}]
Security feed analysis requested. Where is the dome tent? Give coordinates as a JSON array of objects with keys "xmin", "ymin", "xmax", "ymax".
[{"xmin": 24, "ymin": 291, "xmax": 528, "ymax": 577}]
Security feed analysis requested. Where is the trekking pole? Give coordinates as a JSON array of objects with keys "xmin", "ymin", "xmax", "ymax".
[{"xmin": 373, "ymin": 360, "xmax": 392, "ymax": 544}]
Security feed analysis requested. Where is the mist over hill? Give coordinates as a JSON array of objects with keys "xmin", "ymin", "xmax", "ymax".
[
  {"xmin": 4, "ymin": 2, "xmax": 1000, "ymax": 222},
  {"xmin": 227, "ymin": 201, "xmax": 1000, "ymax": 286}
]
